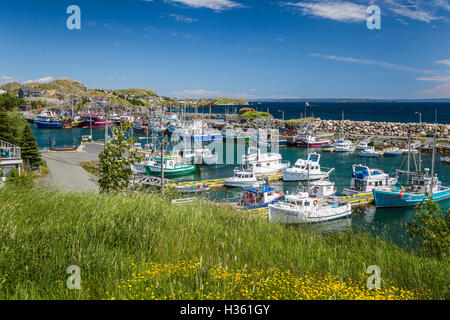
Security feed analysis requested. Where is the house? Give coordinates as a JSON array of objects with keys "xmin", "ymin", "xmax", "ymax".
[
  {"xmin": 91, "ymin": 95, "xmax": 108, "ymax": 105},
  {"xmin": 18, "ymin": 88, "xmax": 41, "ymax": 98},
  {"xmin": 0, "ymin": 140, "xmax": 23, "ymax": 183}
]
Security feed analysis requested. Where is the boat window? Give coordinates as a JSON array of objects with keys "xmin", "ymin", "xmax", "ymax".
[{"xmin": 304, "ymin": 201, "xmax": 310, "ymax": 206}]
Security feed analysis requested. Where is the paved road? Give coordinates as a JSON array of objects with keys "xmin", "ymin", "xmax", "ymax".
[{"xmin": 38, "ymin": 143, "xmax": 103, "ymax": 192}]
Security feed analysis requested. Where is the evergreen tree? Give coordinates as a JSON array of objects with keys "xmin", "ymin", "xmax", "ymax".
[
  {"xmin": 98, "ymin": 122, "xmax": 143, "ymax": 193},
  {"xmin": 19, "ymin": 124, "xmax": 42, "ymax": 168},
  {"xmin": 0, "ymin": 107, "xmax": 14, "ymax": 143}
]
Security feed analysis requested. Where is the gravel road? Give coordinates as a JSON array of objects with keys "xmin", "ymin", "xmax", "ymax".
[{"xmin": 38, "ymin": 143, "xmax": 103, "ymax": 192}]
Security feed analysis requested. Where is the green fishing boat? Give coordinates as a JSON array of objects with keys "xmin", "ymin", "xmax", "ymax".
[{"xmin": 144, "ymin": 157, "xmax": 196, "ymax": 176}]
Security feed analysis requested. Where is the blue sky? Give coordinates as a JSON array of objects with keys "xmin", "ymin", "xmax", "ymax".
[{"xmin": 0, "ymin": 0, "xmax": 449, "ymax": 99}]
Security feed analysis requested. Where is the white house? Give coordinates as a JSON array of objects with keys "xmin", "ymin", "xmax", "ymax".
[{"xmin": 0, "ymin": 140, "xmax": 23, "ymax": 183}]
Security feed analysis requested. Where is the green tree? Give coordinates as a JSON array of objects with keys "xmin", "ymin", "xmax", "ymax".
[
  {"xmin": 0, "ymin": 107, "xmax": 13, "ymax": 143},
  {"xmin": 98, "ymin": 123, "xmax": 143, "ymax": 193},
  {"xmin": 20, "ymin": 124, "xmax": 42, "ymax": 169},
  {"xmin": 408, "ymin": 195, "xmax": 450, "ymax": 258}
]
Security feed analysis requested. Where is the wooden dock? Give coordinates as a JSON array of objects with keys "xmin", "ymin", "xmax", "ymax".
[{"xmin": 167, "ymin": 172, "xmax": 283, "ymax": 189}]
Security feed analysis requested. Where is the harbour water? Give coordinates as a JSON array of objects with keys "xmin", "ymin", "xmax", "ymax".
[{"xmin": 30, "ymin": 102, "xmax": 450, "ymax": 248}]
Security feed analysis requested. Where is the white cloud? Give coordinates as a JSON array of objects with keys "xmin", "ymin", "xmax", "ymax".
[
  {"xmin": 383, "ymin": 0, "xmax": 444, "ymax": 23},
  {"xmin": 166, "ymin": 0, "xmax": 243, "ymax": 11},
  {"xmin": 311, "ymin": 53, "xmax": 430, "ymax": 73},
  {"xmin": 418, "ymin": 83, "xmax": 450, "ymax": 97},
  {"xmin": 169, "ymin": 13, "xmax": 198, "ymax": 23},
  {"xmin": 282, "ymin": 1, "xmax": 367, "ymax": 22},
  {"xmin": 436, "ymin": 59, "xmax": 450, "ymax": 67},
  {"xmin": 416, "ymin": 72, "xmax": 450, "ymax": 97},
  {"xmin": 24, "ymin": 76, "xmax": 54, "ymax": 84},
  {"xmin": 416, "ymin": 75, "xmax": 450, "ymax": 82}
]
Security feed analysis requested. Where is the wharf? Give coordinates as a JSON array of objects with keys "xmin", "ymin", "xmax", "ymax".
[{"xmin": 168, "ymin": 172, "xmax": 283, "ymax": 189}]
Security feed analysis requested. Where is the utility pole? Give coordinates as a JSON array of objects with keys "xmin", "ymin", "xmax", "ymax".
[
  {"xmin": 160, "ymin": 135, "xmax": 165, "ymax": 194},
  {"xmin": 278, "ymin": 110, "xmax": 285, "ymax": 127}
]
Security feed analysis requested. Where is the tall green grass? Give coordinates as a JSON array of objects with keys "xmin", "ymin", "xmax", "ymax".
[{"xmin": 0, "ymin": 187, "xmax": 448, "ymax": 299}]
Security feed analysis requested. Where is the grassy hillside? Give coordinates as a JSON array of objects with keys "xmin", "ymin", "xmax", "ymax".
[{"xmin": 0, "ymin": 187, "xmax": 448, "ymax": 300}]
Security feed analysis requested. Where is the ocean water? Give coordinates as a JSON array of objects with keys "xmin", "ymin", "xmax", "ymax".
[
  {"xmin": 204, "ymin": 101, "xmax": 450, "ymax": 124},
  {"xmin": 30, "ymin": 102, "xmax": 450, "ymax": 248}
]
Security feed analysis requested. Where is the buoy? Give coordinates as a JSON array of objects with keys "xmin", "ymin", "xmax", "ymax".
[
  {"xmin": 399, "ymin": 193, "xmax": 404, "ymax": 197},
  {"xmin": 313, "ymin": 200, "xmax": 319, "ymax": 206}
]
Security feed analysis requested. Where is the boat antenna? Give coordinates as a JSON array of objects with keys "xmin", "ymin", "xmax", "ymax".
[
  {"xmin": 407, "ymin": 131, "xmax": 411, "ymax": 185},
  {"xmin": 430, "ymin": 109, "xmax": 437, "ymax": 192}
]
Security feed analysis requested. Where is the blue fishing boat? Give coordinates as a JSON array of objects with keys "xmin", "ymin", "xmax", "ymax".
[
  {"xmin": 374, "ymin": 133, "xmax": 450, "ymax": 207},
  {"xmin": 34, "ymin": 111, "xmax": 63, "ymax": 129},
  {"xmin": 373, "ymin": 175, "xmax": 450, "ymax": 208}
]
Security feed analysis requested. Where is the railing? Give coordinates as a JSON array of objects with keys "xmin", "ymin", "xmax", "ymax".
[{"xmin": 0, "ymin": 140, "xmax": 21, "ymax": 159}]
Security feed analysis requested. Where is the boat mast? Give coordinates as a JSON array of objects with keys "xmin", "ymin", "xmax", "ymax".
[
  {"xmin": 430, "ymin": 109, "xmax": 437, "ymax": 191},
  {"xmin": 146, "ymin": 96, "xmax": 149, "ymax": 148},
  {"xmin": 407, "ymin": 131, "xmax": 411, "ymax": 185}
]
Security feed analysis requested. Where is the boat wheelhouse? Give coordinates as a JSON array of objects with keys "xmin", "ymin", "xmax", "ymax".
[
  {"xmin": 343, "ymin": 164, "xmax": 398, "ymax": 196},
  {"xmin": 282, "ymin": 153, "xmax": 330, "ymax": 181},
  {"xmin": 242, "ymin": 148, "xmax": 290, "ymax": 175},
  {"xmin": 224, "ymin": 170, "xmax": 264, "ymax": 188}
]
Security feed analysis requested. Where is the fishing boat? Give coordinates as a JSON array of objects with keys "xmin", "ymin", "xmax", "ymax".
[
  {"xmin": 144, "ymin": 157, "xmax": 196, "ymax": 177},
  {"xmin": 383, "ymin": 147, "xmax": 403, "ymax": 157},
  {"xmin": 357, "ymin": 139, "xmax": 371, "ymax": 150},
  {"xmin": 71, "ymin": 115, "xmax": 85, "ymax": 128},
  {"xmin": 131, "ymin": 154, "xmax": 156, "ymax": 175},
  {"xmin": 441, "ymin": 156, "xmax": 450, "ymax": 164},
  {"xmin": 359, "ymin": 147, "xmax": 382, "ymax": 157},
  {"xmin": 334, "ymin": 111, "xmax": 354, "ymax": 152},
  {"xmin": 295, "ymin": 133, "xmax": 330, "ymax": 148},
  {"xmin": 224, "ymin": 170, "xmax": 265, "ymax": 188},
  {"xmin": 133, "ymin": 121, "xmax": 149, "ymax": 133},
  {"xmin": 242, "ymin": 148, "xmax": 290, "ymax": 175},
  {"xmin": 343, "ymin": 164, "xmax": 398, "ymax": 196},
  {"xmin": 268, "ymin": 192, "xmax": 352, "ymax": 224},
  {"xmin": 282, "ymin": 153, "xmax": 331, "ymax": 181},
  {"xmin": 33, "ymin": 110, "xmax": 63, "ymax": 129},
  {"xmin": 236, "ymin": 186, "xmax": 284, "ymax": 209},
  {"xmin": 374, "ymin": 132, "xmax": 450, "ymax": 207},
  {"xmin": 334, "ymin": 139, "xmax": 355, "ymax": 152}
]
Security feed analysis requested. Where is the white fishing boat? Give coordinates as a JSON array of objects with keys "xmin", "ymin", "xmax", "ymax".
[
  {"xmin": 334, "ymin": 139, "xmax": 355, "ymax": 152},
  {"xmin": 224, "ymin": 170, "xmax": 265, "ymax": 188},
  {"xmin": 342, "ymin": 164, "xmax": 398, "ymax": 196},
  {"xmin": 269, "ymin": 192, "xmax": 352, "ymax": 224},
  {"xmin": 357, "ymin": 138, "xmax": 373, "ymax": 150},
  {"xmin": 131, "ymin": 154, "xmax": 156, "ymax": 175},
  {"xmin": 242, "ymin": 148, "xmax": 290, "ymax": 175},
  {"xmin": 282, "ymin": 153, "xmax": 331, "ymax": 181},
  {"xmin": 359, "ymin": 147, "xmax": 382, "ymax": 157}
]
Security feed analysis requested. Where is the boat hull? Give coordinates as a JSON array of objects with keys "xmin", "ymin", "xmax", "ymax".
[
  {"xmin": 269, "ymin": 204, "xmax": 352, "ymax": 224},
  {"xmin": 373, "ymin": 188, "xmax": 450, "ymax": 208},
  {"xmin": 35, "ymin": 120, "xmax": 63, "ymax": 129},
  {"xmin": 282, "ymin": 171, "xmax": 328, "ymax": 182},
  {"xmin": 144, "ymin": 165, "xmax": 196, "ymax": 177}
]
